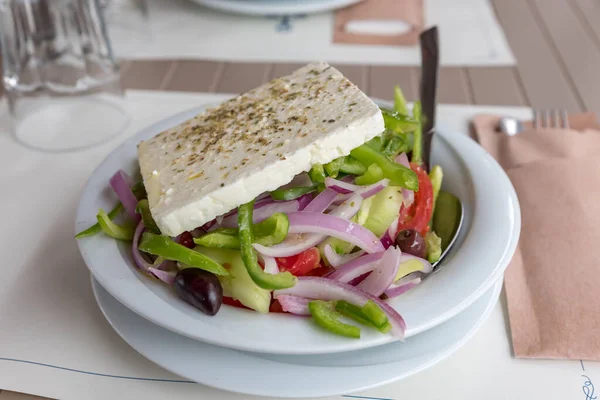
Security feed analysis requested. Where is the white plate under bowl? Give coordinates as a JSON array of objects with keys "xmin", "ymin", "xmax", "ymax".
[
  {"xmin": 189, "ymin": 0, "xmax": 363, "ymax": 16},
  {"xmin": 75, "ymin": 102, "xmax": 520, "ymax": 355},
  {"xmin": 93, "ymin": 276, "xmax": 503, "ymax": 398}
]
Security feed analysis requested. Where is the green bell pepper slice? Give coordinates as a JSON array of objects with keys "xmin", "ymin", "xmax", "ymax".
[
  {"xmin": 139, "ymin": 232, "xmax": 228, "ymax": 276},
  {"xmin": 339, "ymin": 156, "xmax": 367, "ymax": 176},
  {"xmin": 309, "ymin": 163, "xmax": 326, "ymax": 184},
  {"xmin": 336, "ymin": 300, "xmax": 392, "ymax": 333},
  {"xmin": 136, "ymin": 199, "xmax": 160, "ymax": 234},
  {"xmin": 194, "ymin": 231, "xmax": 240, "ymax": 249},
  {"xmin": 324, "ymin": 157, "xmax": 345, "ymax": 178},
  {"xmin": 411, "ymin": 101, "xmax": 423, "ymax": 164},
  {"xmin": 96, "ymin": 208, "xmax": 135, "ymax": 241},
  {"xmin": 382, "ymin": 134, "xmax": 411, "ymax": 160},
  {"xmin": 355, "ymin": 163, "xmax": 384, "ymax": 185},
  {"xmin": 365, "ymin": 136, "xmax": 383, "ymax": 152},
  {"xmin": 335, "ymin": 300, "xmax": 372, "ymax": 326},
  {"xmin": 195, "ymin": 212, "xmax": 290, "ymax": 249},
  {"xmin": 238, "ymin": 201, "xmax": 296, "ymax": 290},
  {"xmin": 350, "ymin": 144, "xmax": 418, "ymax": 190},
  {"xmin": 309, "ymin": 300, "xmax": 361, "ymax": 339},
  {"xmin": 380, "ymin": 107, "xmax": 418, "ymax": 134},
  {"xmin": 394, "ymin": 85, "xmax": 409, "ymax": 115},
  {"xmin": 361, "ymin": 300, "xmax": 389, "ymax": 329},
  {"xmin": 271, "ymin": 185, "xmax": 317, "ymax": 201},
  {"xmin": 75, "ymin": 203, "xmax": 123, "ymax": 239}
]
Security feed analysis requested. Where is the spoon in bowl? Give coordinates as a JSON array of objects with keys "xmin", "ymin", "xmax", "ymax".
[{"xmin": 418, "ymin": 26, "xmax": 464, "ymax": 269}]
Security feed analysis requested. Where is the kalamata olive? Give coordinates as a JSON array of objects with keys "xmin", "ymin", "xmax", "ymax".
[
  {"xmin": 395, "ymin": 229, "xmax": 426, "ymax": 259},
  {"xmin": 174, "ymin": 268, "xmax": 223, "ymax": 316},
  {"xmin": 179, "ymin": 231, "xmax": 195, "ymax": 249}
]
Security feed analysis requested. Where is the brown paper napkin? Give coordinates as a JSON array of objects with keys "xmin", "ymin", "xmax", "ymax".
[
  {"xmin": 333, "ymin": 0, "xmax": 423, "ymax": 46},
  {"xmin": 472, "ymin": 112, "xmax": 600, "ymax": 360}
]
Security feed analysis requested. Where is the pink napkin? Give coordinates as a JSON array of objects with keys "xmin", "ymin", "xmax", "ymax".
[
  {"xmin": 333, "ymin": 0, "xmax": 423, "ymax": 46},
  {"xmin": 472, "ymin": 113, "xmax": 600, "ymax": 360}
]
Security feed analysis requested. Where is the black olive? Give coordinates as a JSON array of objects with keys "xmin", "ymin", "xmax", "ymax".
[
  {"xmin": 173, "ymin": 268, "xmax": 223, "ymax": 316},
  {"xmin": 395, "ymin": 229, "xmax": 426, "ymax": 259}
]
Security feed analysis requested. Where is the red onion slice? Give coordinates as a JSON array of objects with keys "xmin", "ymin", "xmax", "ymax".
[
  {"xmin": 132, "ymin": 221, "xmax": 153, "ymax": 272},
  {"xmin": 276, "ymin": 295, "xmax": 311, "ymax": 315},
  {"xmin": 324, "ymin": 177, "xmax": 354, "ymax": 194},
  {"xmin": 384, "ymin": 273, "xmax": 422, "ymax": 298},
  {"xmin": 220, "ymin": 200, "xmax": 299, "ymax": 228},
  {"xmin": 357, "ymin": 247, "xmax": 401, "ymax": 297},
  {"xmin": 274, "ymin": 276, "xmax": 406, "ymax": 338},
  {"xmin": 399, "ymin": 254, "xmax": 433, "ymax": 274},
  {"xmin": 254, "ymin": 234, "xmax": 325, "ymax": 258},
  {"xmin": 323, "ymin": 244, "xmax": 365, "ymax": 267},
  {"xmin": 387, "ymin": 215, "xmax": 401, "ymax": 244},
  {"xmin": 261, "ymin": 255, "xmax": 280, "ymax": 275},
  {"xmin": 327, "ymin": 251, "xmax": 385, "ymax": 283},
  {"xmin": 110, "ymin": 170, "xmax": 140, "ymax": 223},
  {"xmin": 297, "ymin": 193, "xmax": 313, "ymax": 211},
  {"xmin": 303, "ymin": 188, "xmax": 338, "ymax": 213},
  {"xmin": 325, "ymin": 177, "xmax": 390, "ymax": 199},
  {"xmin": 331, "ymin": 193, "xmax": 363, "ymax": 219},
  {"xmin": 133, "ymin": 221, "xmax": 173, "ymax": 276},
  {"xmin": 395, "ymin": 153, "xmax": 410, "ymax": 168},
  {"xmin": 148, "ymin": 267, "xmax": 176, "ymax": 286},
  {"xmin": 253, "ymin": 194, "xmax": 363, "ymax": 258},
  {"xmin": 286, "ymin": 212, "xmax": 384, "ymax": 254},
  {"xmin": 380, "ymin": 230, "xmax": 394, "ymax": 250}
]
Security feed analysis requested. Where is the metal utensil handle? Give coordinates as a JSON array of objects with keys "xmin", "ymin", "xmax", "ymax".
[{"xmin": 419, "ymin": 26, "xmax": 439, "ymax": 171}]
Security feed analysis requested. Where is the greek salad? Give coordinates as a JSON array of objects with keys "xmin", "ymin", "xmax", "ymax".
[{"xmin": 77, "ymin": 86, "xmax": 460, "ymax": 340}]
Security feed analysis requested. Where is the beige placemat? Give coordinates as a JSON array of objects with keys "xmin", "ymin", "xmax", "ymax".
[
  {"xmin": 334, "ymin": 0, "xmax": 423, "ymax": 46},
  {"xmin": 472, "ymin": 113, "xmax": 600, "ymax": 360}
]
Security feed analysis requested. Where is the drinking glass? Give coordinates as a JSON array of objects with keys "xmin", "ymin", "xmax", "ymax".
[
  {"xmin": 0, "ymin": 0, "xmax": 129, "ymax": 152},
  {"xmin": 100, "ymin": 0, "xmax": 150, "ymax": 57}
]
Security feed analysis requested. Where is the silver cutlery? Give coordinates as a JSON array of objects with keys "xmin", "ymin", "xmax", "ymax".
[
  {"xmin": 418, "ymin": 27, "xmax": 463, "ymax": 269},
  {"xmin": 533, "ymin": 109, "xmax": 569, "ymax": 129},
  {"xmin": 498, "ymin": 109, "xmax": 569, "ymax": 135},
  {"xmin": 498, "ymin": 117, "xmax": 524, "ymax": 136}
]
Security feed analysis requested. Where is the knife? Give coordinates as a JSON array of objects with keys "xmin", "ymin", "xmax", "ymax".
[{"xmin": 419, "ymin": 26, "xmax": 440, "ymax": 171}]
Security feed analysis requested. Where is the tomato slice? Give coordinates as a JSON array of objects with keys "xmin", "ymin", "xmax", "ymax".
[
  {"xmin": 305, "ymin": 264, "xmax": 334, "ymax": 277},
  {"xmin": 222, "ymin": 296, "xmax": 251, "ymax": 310},
  {"xmin": 269, "ymin": 299, "xmax": 285, "ymax": 313},
  {"xmin": 397, "ymin": 163, "xmax": 433, "ymax": 236},
  {"xmin": 276, "ymin": 248, "xmax": 321, "ymax": 277}
]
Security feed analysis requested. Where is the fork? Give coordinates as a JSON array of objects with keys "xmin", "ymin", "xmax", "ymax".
[{"xmin": 533, "ymin": 109, "xmax": 570, "ymax": 129}]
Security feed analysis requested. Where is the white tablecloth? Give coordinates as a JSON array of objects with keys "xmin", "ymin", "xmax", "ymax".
[{"xmin": 114, "ymin": 0, "xmax": 516, "ymax": 66}]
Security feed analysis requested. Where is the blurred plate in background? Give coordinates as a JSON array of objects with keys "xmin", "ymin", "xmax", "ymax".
[{"xmin": 189, "ymin": 0, "xmax": 364, "ymax": 16}]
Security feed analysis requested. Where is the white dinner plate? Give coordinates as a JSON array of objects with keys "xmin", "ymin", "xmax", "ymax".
[
  {"xmin": 75, "ymin": 102, "xmax": 520, "ymax": 355},
  {"xmin": 189, "ymin": 0, "xmax": 363, "ymax": 16},
  {"xmin": 93, "ymin": 276, "xmax": 503, "ymax": 398}
]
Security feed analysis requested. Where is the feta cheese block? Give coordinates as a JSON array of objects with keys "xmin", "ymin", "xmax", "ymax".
[{"xmin": 138, "ymin": 62, "xmax": 385, "ymax": 236}]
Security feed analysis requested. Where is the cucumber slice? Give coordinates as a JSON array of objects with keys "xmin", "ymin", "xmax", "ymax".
[
  {"xmin": 432, "ymin": 191, "xmax": 462, "ymax": 251},
  {"xmin": 319, "ymin": 186, "xmax": 404, "ymax": 261},
  {"xmin": 361, "ymin": 186, "xmax": 404, "ymax": 237},
  {"xmin": 193, "ymin": 246, "xmax": 271, "ymax": 314}
]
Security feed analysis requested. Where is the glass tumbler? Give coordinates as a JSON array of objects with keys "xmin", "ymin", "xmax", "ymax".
[
  {"xmin": 99, "ymin": 0, "xmax": 150, "ymax": 57},
  {"xmin": 0, "ymin": 0, "xmax": 129, "ymax": 152}
]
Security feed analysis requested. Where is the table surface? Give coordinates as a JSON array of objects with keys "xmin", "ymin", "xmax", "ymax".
[
  {"xmin": 2, "ymin": 0, "xmax": 598, "ymax": 398},
  {"xmin": 106, "ymin": 0, "xmax": 600, "ymax": 114}
]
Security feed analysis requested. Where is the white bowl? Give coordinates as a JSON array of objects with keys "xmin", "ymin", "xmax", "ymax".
[
  {"xmin": 75, "ymin": 103, "xmax": 520, "ymax": 355},
  {"xmin": 92, "ymin": 276, "xmax": 503, "ymax": 398}
]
